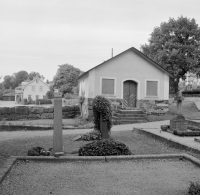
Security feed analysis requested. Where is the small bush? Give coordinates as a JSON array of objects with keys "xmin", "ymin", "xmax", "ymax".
[
  {"xmin": 35, "ymin": 99, "xmax": 52, "ymax": 105},
  {"xmin": 27, "ymin": 147, "xmax": 52, "ymax": 156},
  {"xmin": 64, "ymin": 93, "xmax": 78, "ymax": 99},
  {"xmin": 92, "ymin": 95, "xmax": 112, "ymax": 132},
  {"xmin": 16, "ymin": 96, "xmax": 21, "ymax": 103},
  {"xmin": 81, "ymin": 130, "xmax": 102, "ymax": 141},
  {"xmin": 188, "ymin": 126, "xmax": 200, "ymax": 132},
  {"xmin": 22, "ymin": 98, "xmax": 28, "ymax": 105},
  {"xmin": 46, "ymin": 90, "xmax": 54, "ymax": 99},
  {"xmin": 173, "ymin": 130, "xmax": 200, "ymax": 136},
  {"xmin": 183, "ymin": 90, "xmax": 200, "ymax": 94},
  {"xmin": 78, "ymin": 138, "xmax": 132, "ymax": 156},
  {"xmin": 161, "ymin": 125, "xmax": 169, "ymax": 131},
  {"xmin": 188, "ymin": 182, "xmax": 200, "ymax": 195}
]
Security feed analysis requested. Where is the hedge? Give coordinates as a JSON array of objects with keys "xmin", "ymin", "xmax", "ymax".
[
  {"xmin": 36, "ymin": 99, "xmax": 52, "ymax": 105},
  {"xmin": 173, "ymin": 130, "xmax": 200, "ymax": 136}
]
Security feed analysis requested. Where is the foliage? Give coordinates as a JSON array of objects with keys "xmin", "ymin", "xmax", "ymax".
[
  {"xmin": 188, "ymin": 182, "xmax": 200, "ymax": 195},
  {"xmin": 64, "ymin": 93, "xmax": 78, "ymax": 99},
  {"xmin": 28, "ymin": 71, "xmax": 45, "ymax": 80},
  {"xmin": 3, "ymin": 75, "xmax": 13, "ymax": 89},
  {"xmin": 35, "ymin": 99, "xmax": 52, "ymax": 105},
  {"xmin": 79, "ymin": 96, "xmax": 85, "ymax": 104},
  {"xmin": 160, "ymin": 125, "xmax": 169, "ymax": 131},
  {"xmin": 11, "ymin": 71, "xmax": 29, "ymax": 88},
  {"xmin": 78, "ymin": 138, "xmax": 132, "ymax": 156},
  {"xmin": 46, "ymin": 91, "xmax": 54, "ymax": 99},
  {"xmin": 46, "ymin": 85, "xmax": 54, "ymax": 99},
  {"xmin": 72, "ymin": 85, "xmax": 79, "ymax": 96},
  {"xmin": 141, "ymin": 16, "xmax": 200, "ymax": 93},
  {"xmin": 173, "ymin": 130, "xmax": 200, "ymax": 136},
  {"xmin": 16, "ymin": 96, "xmax": 21, "ymax": 103},
  {"xmin": 27, "ymin": 147, "xmax": 52, "ymax": 156},
  {"xmin": 92, "ymin": 95, "xmax": 112, "ymax": 132},
  {"xmin": 0, "ymin": 90, "xmax": 3, "ymax": 100},
  {"xmin": 53, "ymin": 64, "xmax": 83, "ymax": 95},
  {"xmin": 188, "ymin": 126, "xmax": 200, "ymax": 132},
  {"xmin": 81, "ymin": 130, "xmax": 102, "ymax": 141},
  {"xmin": 22, "ymin": 98, "xmax": 28, "ymax": 105},
  {"xmin": 2, "ymin": 71, "xmax": 44, "ymax": 89},
  {"xmin": 182, "ymin": 90, "xmax": 200, "ymax": 94}
]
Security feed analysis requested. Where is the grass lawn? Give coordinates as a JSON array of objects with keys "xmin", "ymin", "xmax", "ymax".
[
  {"xmin": 1, "ymin": 130, "xmax": 200, "ymax": 167},
  {"xmin": 1, "ymin": 159, "xmax": 200, "ymax": 195}
]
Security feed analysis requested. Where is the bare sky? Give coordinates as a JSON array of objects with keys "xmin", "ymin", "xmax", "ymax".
[{"xmin": 0, "ymin": 0, "xmax": 200, "ymax": 82}]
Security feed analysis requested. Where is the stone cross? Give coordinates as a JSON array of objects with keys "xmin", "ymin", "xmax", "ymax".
[
  {"xmin": 100, "ymin": 113, "xmax": 109, "ymax": 139},
  {"xmin": 53, "ymin": 92, "xmax": 63, "ymax": 155}
]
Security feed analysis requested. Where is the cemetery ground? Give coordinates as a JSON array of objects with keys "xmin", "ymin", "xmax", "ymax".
[
  {"xmin": 1, "ymin": 98, "xmax": 200, "ymax": 194},
  {"xmin": 1, "ymin": 129, "xmax": 200, "ymax": 194}
]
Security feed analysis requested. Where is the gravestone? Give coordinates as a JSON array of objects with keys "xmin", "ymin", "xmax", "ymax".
[
  {"xmin": 100, "ymin": 113, "xmax": 109, "ymax": 139},
  {"xmin": 53, "ymin": 92, "xmax": 64, "ymax": 155},
  {"xmin": 170, "ymin": 91, "xmax": 187, "ymax": 132}
]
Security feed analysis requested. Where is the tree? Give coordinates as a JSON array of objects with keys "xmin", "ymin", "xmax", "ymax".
[
  {"xmin": 46, "ymin": 85, "xmax": 54, "ymax": 99},
  {"xmin": 53, "ymin": 64, "xmax": 83, "ymax": 95},
  {"xmin": 28, "ymin": 72, "xmax": 45, "ymax": 80},
  {"xmin": 141, "ymin": 16, "xmax": 200, "ymax": 93},
  {"xmin": 11, "ymin": 71, "xmax": 28, "ymax": 88},
  {"xmin": 3, "ymin": 75, "xmax": 13, "ymax": 89}
]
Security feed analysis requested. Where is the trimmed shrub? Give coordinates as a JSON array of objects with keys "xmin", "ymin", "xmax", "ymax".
[
  {"xmin": 173, "ymin": 130, "xmax": 200, "ymax": 136},
  {"xmin": 46, "ymin": 91, "xmax": 54, "ymax": 99},
  {"xmin": 92, "ymin": 95, "xmax": 112, "ymax": 132},
  {"xmin": 78, "ymin": 138, "xmax": 132, "ymax": 156},
  {"xmin": 188, "ymin": 182, "xmax": 200, "ymax": 195},
  {"xmin": 27, "ymin": 147, "xmax": 52, "ymax": 156},
  {"xmin": 183, "ymin": 90, "xmax": 200, "ymax": 94},
  {"xmin": 35, "ymin": 99, "xmax": 52, "ymax": 105},
  {"xmin": 188, "ymin": 126, "xmax": 200, "ymax": 132},
  {"xmin": 64, "ymin": 93, "xmax": 78, "ymax": 99},
  {"xmin": 81, "ymin": 130, "xmax": 102, "ymax": 141},
  {"xmin": 22, "ymin": 98, "xmax": 28, "ymax": 105},
  {"xmin": 161, "ymin": 125, "xmax": 169, "ymax": 131}
]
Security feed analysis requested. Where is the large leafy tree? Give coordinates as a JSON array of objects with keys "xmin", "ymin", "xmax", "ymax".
[
  {"xmin": 11, "ymin": 71, "xmax": 28, "ymax": 88},
  {"xmin": 28, "ymin": 71, "xmax": 45, "ymax": 80},
  {"xmin": 53, "ymin": 64, "xmax": 83, "ymax": 95},
  {"xmin": 3, "ymin": 75, "xmax": 13, "ymax": 89},
  {"xmin": 141, "ymin": 16, "xmax": 200, "ymax": 93}
]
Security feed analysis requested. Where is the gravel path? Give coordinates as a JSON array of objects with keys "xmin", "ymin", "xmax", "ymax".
[
  {"xmin": 0, "ymin": 121, "xmax": 169, "ymax": 141},
  {"xmin": 1, "ymin": 159, "xmax": 200, "ymax": 195}
]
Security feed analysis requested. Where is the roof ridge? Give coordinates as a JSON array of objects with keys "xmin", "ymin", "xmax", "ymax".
[{"xmin": 78, "ymin": 47, "xmax": 173, "ymax": 79}]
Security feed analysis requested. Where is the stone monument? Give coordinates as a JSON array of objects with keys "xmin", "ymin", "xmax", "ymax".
[
  {"xmin": 53, "ymin": 89, "xmax": 64, "ymax": 155},
  {"xmin": 100, "ymin": 113, "xmax": 109, "ymax": 139},
  {"xmin": 170, "ymin": 91, "xmax": 187, "ymax": 132}
]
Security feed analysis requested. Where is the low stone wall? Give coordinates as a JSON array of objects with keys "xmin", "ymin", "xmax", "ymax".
[
  {"xmin": 81, "ymin": 98, "xmax": 169, "ymax": 120},
  {"xmin": 0, "ymin": 105, "xmax": 80, "ymax": 121},
  {"xmin": 138, "ymin": 100, "xmax": 169, "ymax": 115}
]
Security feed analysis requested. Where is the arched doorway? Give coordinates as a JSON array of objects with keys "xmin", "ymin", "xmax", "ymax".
[{"xmin": 123, "ymin": 80, "xmax": 137, "ymax": 108}]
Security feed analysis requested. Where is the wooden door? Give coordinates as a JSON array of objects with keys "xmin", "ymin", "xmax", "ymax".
[{"xmin": 123, "ymin": 80, "xmax": 137, "ymax": 108}]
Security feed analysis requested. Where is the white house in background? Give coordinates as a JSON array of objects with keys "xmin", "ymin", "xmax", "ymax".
[
  {"xmin": 15, "ymin": 77, "xmax": 50, "ymax": 102},
  {"xmin": 78, "ymin": 47, "xmax": 173, "ymax": 118}
]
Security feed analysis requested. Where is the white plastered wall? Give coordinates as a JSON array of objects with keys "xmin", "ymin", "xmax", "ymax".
[{"xmin": 23, "ymin": 79, "xmax": 49, "ymax": 100}]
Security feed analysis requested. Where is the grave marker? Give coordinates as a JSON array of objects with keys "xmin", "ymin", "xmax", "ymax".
[
  {"xmin": 100, "ymin": 113, "xmax": 109, "ymax": 139},
  {"xmin": 53, "ymin": 91, "xmax": 64, "ymax": 155}
]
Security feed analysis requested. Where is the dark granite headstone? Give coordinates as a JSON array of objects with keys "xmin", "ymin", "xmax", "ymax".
[{"xmin": 100, "ymin": 113, "xmax": 109, "ymax": 139}]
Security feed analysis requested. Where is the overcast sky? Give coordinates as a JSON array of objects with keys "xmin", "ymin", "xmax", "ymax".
[{"xmin": 0, "ymin": 0, "xmax": 200, "ymax": 82}]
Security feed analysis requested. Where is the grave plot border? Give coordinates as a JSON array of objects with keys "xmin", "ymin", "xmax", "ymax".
[{"xmin": 1, "ymin": 153, "xmax": 200, "ymax": 185}]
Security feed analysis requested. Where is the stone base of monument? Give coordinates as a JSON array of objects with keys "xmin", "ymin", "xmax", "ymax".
[
  {"xmin": 170, "ymin": 115, "xmax": 187, "ymax": 132},
  {"xmin": 194, "ymin": 138, "xmax": 200, "ymax": 143}
]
